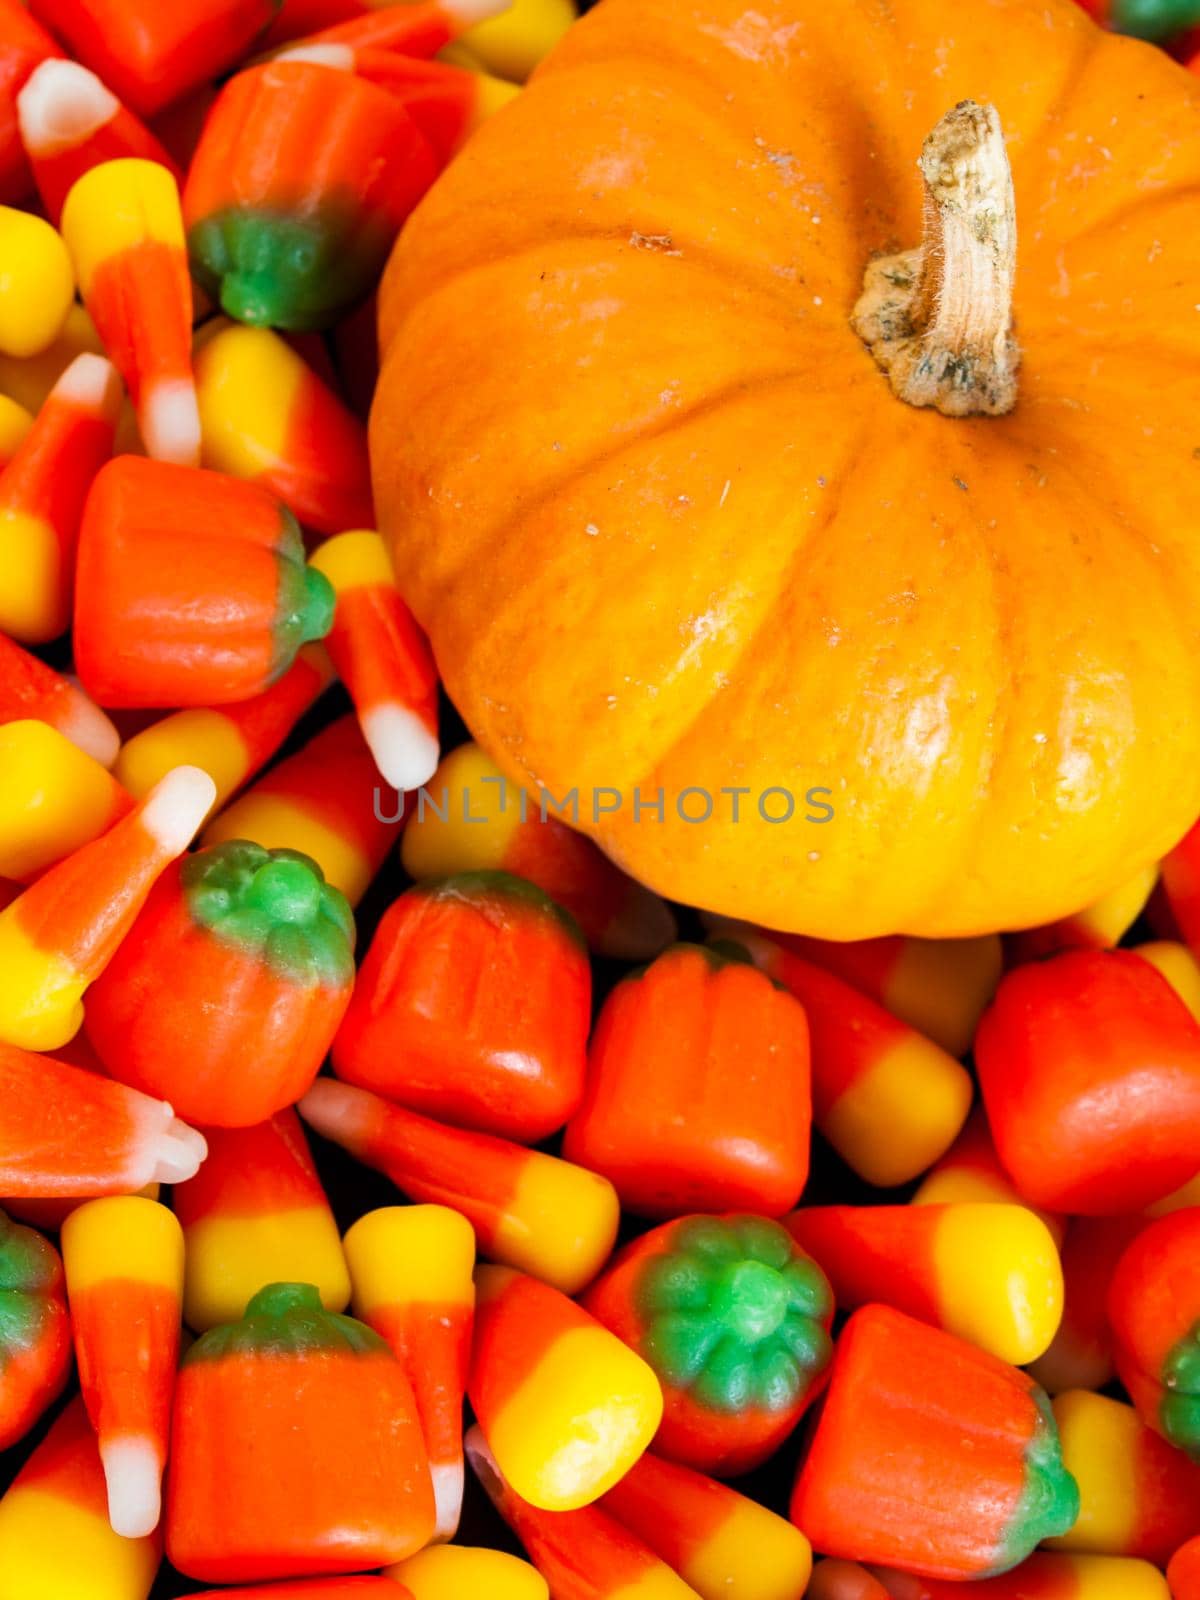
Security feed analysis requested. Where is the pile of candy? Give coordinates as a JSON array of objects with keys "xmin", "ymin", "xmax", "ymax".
[{"xmin": 1, "ymin": 0, "xmax": 1200, "ymax": 1598}]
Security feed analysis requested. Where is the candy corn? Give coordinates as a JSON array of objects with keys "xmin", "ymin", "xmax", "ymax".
[
  {"xmin": 602, "ymin": 1451, "xmax": 813, "ymax": 1600},
  {"xmin": 467, "ymin": 1426, "xmax": 701, "ymax": 1600},
  {"xmin": 114, "ymin": 644, "xmax": 334, "ymax": 806},
  {"xmin": 173, "ymin": 1110, "xmax": 350, "ymax": 1333},
  {"xmin": 334, "ymin": 873, "xmax": 589, "ymax": 1142},
  {"xmin": 0, "ymin": 1039, "xmax": 204, "ymax": 1195},
  {"xmin": 27, "ymin": 0, "xmax": 284, "ymax": 116},
  {"xmin": 0, "ymin": 1396, "xmax": 162, "ymax": 1600},
  {"xmin": 203, "ymin": 713, "xmax": 401, "ymax": 906},
  {"xmin": 184, "ymin": 61, "xmax": 440, "ymax": 330},
  {"xmin": 0, "ymin": 1206, "xmax": 70, "ymax": 1450},
  {"xmin": 585, "ymin": 1214, "xmax": 834, "ymax": 1478},
  {"xmin": 299, "ymin": 1079, "xmax": 619, "ymax": 1295},
  {"xmin": 976, "ymin": 951, "xmax": 1200, "ymax": 1213},
  {"xmin": 1163, "ymin": 814, "xmax": 1200, "ymax": 954},
  {"xmin": 1028, "ymin": 1215, "xmax": 1146, "ymax": 1396},
  {"xmin": 292, "ymin": 0, "xmax": 513, "ymax": 56},
  {"xmin": 807, "ymin": 1553, "xmax": 1170, "ymax": 1600},
  {"xmin": 0, "ymin": 350, "xmax": 121, "ymax": 644},
  {"xmin": 74, "ymin": 458, "xmax": 335, "ymax": 707},
  {"xmin": 564, "ymin": 943, "xmax": 810, "ymax": 1217},
  {"xmin": 1005, "ymin": 865, "xmax": 1157, "ymax": 964},
  {"xmin": 0, "ymin": 719, "xmax": 131, "ymax": 881},
  {"xmin": 1107, "ymin": 1207, "xmax": 1200, "ymax": 1458},
  {"xmin": 785, "ymin": 1202, "xmax": 1062, "ymax": 1366},
  {"xmin": 387, "ymin": 1547, "xmax": 546, "ymax": 1600},
  {"xmin": 729, "ymin": 932, "xmax": 972, "ymax": 1188},
  {"xmin": 60, "ymin": 158, "xmax": 199, "ymax": 464},
  {"xmin": 344, "ymin": 1205, "xmax": 475, "ymax": 1538},
  {"xmin": 0, "ymin": 629, "xmax": 119, "ymax": 766},
  {"xmin": 167, "ymin": 1281, "xmax": 435, "ymax": 1582},
  {"xmin": 449, "ymin": 0, "xmax": 578, "ymax": 80},
  {"xmin": 1136, "ymin": 940, "xmax": 1200, "ymax": 1021},
  {"xmin": 62, "ymin": 1196, "xmax": 184, "ymax": 1537},
  {"xmin": 790, "ymin": 1305, "xmax": 1078, "ymax": 1580},
  {"xmin": 0, "ymin": 390, "xmax": 31, "ymax": 462},
  {"xmin": 0, "ymin": 202, "xmax": 74, "ymax": 357},
  {"xmin": 195, "ymin": 321, "xmax": 373, "ymax": 535},
  {"xmin": 17, "ymin": 58, "xmax": 181, "ymax": 223},
  {"xmin": 755, "ymin": 928, "xmax": 1002, "ymax": 1057},
  {"xmin": 0, "ymin": 0, "xmax": 60, "ymax": 205},
  {"xmin": 470, "ymin": 1264, "xmax": 662, "ymax": 1511},
  {"xmin": 86, "ymin": 839, "xmax": 355, "ymax": 1127},
  {"xmin": 192, "ymin": 1585, "xmax": 409, "ymax": 1600},
  {"xmin": 0, "ymin": 764, "xmax": 214, "ymax": 1050},
  {"xmin": 308, "ymin": 529, "xmax": 439, "ymax": 788},
  {"xmin": 1047, "ymin": 1388, "xmax": 1200, "ymax": 1564},
  {"xmin": 401, "ymin": 743, "xmax": 678, "ymax": 960}
]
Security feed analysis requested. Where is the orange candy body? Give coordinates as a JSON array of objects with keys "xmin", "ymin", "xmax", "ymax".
[
  {"xmin": 976, "ymin": 950, "xmax": 1200, "ymax": 1213},
  {"xmin": 564, "ymin": 944, "xmax": 810, "ymax": 1218},
  {"xmin": 333, "ymin": 874, "xmax": 590, "ymax": 1142},
  {"xmin": 0, "ymin": 0, "xmax": 59, "ymax": 203}
]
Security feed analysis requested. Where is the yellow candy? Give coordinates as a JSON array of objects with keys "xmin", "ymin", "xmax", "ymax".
[
  {"xmin": 0, "ymin": 720, "xmax": 129, "ymax": 881},
  {"xmin": 930, "ymin": 1203, "xmax": 1063, "ymax": 1366},
  {"xmin": 0, "ymin": 393, "xmax": 32, "ymax": 464},
  {"xmin": 60, "ymin": 159, "xmax": 184, "ymax": 300},
  {"xmin": 182, "ymin": 1208, "xmax": 351, "ymax": 1334},
  {"xmin": 193, "ymin": 320, "xmax": 302, "ymax": 481},
  {"xmin": 401, "ymin": 742, "xmax": 523, "ymax": 879},
  {"xmin": 0, "ymin": 207, "xmax": 75, "ymax": 359},
  {"xmin": 459, "ymin": 0, "xmax": 577, "ymax": 80},
  {"xmin": 115, "ymin": 709, "xmax": 249, "ymax": 805},
  {"xmin": 1045, "ymin": 1390, "xmax": 1148, "ymax": 1556},
  {"xmin": 0, "ymin": 302, "xmax": 103, "ymax": 414},
  {"xmin": 386, "ymin": 1545, "xmax": 548, "ymax": 1600},
  {"xmin": 344, "ymin": 1204, "xmax": 475, "ymax": 1319},
  {"xmin": 1135, "ymin": 939, "xmax": 1200, "ymax": 1022}
]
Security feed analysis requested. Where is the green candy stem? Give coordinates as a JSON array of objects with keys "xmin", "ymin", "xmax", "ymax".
[
  {"xmin": 635, "ymin": 1215, "xmax": 833, "ymax": 1415},
  {"xmin": 418, "ymin": 870, "xmax": 585, "ymax": 949},
  {"xmin": 1161, "ymin": 1321, "xmax": 1200, "ymax": 1458},
  {"xmin": 181, "ymin": 840, "xmax": 355, "ymax": 986},
  {"xmin": 0, "ymin": 1210, "xmax": 60, "ymax": 1357},
  {"xmin": 991, "ymin": 1387, "xmax": 1080, "ymax": 1574},
  {"xmin": 271, "ymin": 506, "xmax": 335, "ymax": 678},
  {"xmin": 184, "ymin": 1281, "xmax": 389, "ymax": 1364},
  {"xmin": 1111, "ymin": 0, "xmax": 1200, "ymax": 40}
]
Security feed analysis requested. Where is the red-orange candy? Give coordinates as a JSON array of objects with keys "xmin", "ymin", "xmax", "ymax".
[
  {"xmin": 1107, "ymin": 1208, "xmax": 1200, "ymax": 1460},
  {"xmin": 27, "ymin": 0, "xmax": 282, "ymax": 117},
  {"xmin": 1171, "ymin": 1536, "xmax": 1200, "ymax": 1600},
  {"xmin": 563, "ymin": 944, "xmax": 810, "ymax": 1218},
  {"xmin": 74, "ymin": 457, "xmax": 335, "ymax": 707},
  {"xmin": 0, "ymin": 0, "xmax": 60, "ymax": 204},
  {"xmin": 333, "ymin": 872, "xmax": 589, "ymax": 1143},
  {"xmin": 585, "ymin": 1213, "xmax": 833, "ymax": 1478},
  {"xmin": 975, "ymin": 950, "xmax": 1200, "ymax": 1213},
  {"xmin": 166, "ymin": 1281, "xmax": 435, "ymax": 1583},
  {"xmin": 791, "ymin": 1305, "xmax": 1078, "ymax": 1580}
]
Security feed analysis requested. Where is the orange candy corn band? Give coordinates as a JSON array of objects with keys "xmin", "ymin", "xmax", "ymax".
[{"xmin": 0, "ymin": 631, "xmax": 118, "ymax": 766}]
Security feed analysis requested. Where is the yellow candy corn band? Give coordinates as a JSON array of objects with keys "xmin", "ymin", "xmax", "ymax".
[
  {"xmin": 344, "ymin": 1206, "xmax": 475, "ymax": 1314},
  {"xmin": 821, "ymin": 1036, "xmax": 972, "ymax": 1189},
  {"xmin": 912, "ymin": 1169, "xmax": 1016, "ymax": 1208},
  {"xmin": 609, "ymin": 1570, "xmax": 701, "ymax": 1600},
  {"xmin": 1054, "ymin": 1555, "xmax": 1169, "ymax": 1600},
  {"xmin": 885, "ymin": 935, "xmax": 1001, "ymax": 1057},
  {"xmin": 194, "ymin": 323, "xmax": 298, "ymax": 476},
  {"xmin": 0, "ymin": 509, "xmax": 65, "ymax": 643},
  {"xmin": 1074, "ymin": 866, "xmax": 1157, "ymax": 944},
  {"xmin": 0, "ymin": 721, "xmax": 124, "ymax": 881},
  {"xmin": 387, "ymin": 1545, "xmax": 549, "ymax": 1600},
  {"xmin": 116, "ymin": 711, "xmax": 249, "ymax": 804},
  {"xmin": 1136, "ymin": 941, "xmax": 1200, "ymax": 1023},
  {"xmin": 460, "ymin": 0, "xmax": 577, "ymax": 81},
  {"xmin": 204, "ymin": 794, "xmax": 369, "ymax": 905},
  {"xmin": 1046, "ymin": 1392, "xmax": 1139, "ymax": 1554},
  {"xmin": 309, "ymin": 529, "xmax": 394, "ymax": 593},
  {"xmin": 61, "ymin": 159, "xmax": 184, "ymax": 299},
  {"xmin": 401, "ymin": 743, "xmax": 523, "ymax": 879},
  {"xmin": 0, "ymin": 394, "xmax": 32, "ymax": 459},
  {"xmin": 0, "ymin": 304, "xmax": 102, "ymax": 414},
  {"xmin": 0, "ymin": 915, "xmax": 83, "ymax": 1051},
  {"xmin": 62, "ymin": 1197, "xmax": 184, "ymax": 1294},
  {"xmin": 0, "ymin": 1487, "xmax": 159, "ymax": 1600},
  {"xmin": 931, "ymin": 1204, "xmax": 1063, "ymax": 1365},
  {"xmin": 0, "ymin": 206, "xmax": 75, "ymax": 360},
  {"xmin": 182, "ymin": 1210, "xmax": 351, "ymax": 1332},
  {"xmin": 683, "ymin": 1500, "xmax": 812, "ymax": 1600},
  {"xmin": 494, "ymin": 1155, "xmax": 620, "ymax": 1296},
  {"xmin": 486, "ymin": 1325, "xmax": 662, "ymax": 1511}
]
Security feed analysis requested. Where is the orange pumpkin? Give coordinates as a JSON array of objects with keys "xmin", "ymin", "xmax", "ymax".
[{"xmin": 373, "ymin": 0, "xmax": 1200, "ymax": 939}]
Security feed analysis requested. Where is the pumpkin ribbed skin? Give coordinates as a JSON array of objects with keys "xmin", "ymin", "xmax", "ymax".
[{"xmin": 373, "ymin": 0, "xmax": 1200, "ymax": 939}]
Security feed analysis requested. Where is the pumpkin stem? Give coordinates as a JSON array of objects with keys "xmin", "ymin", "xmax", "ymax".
[{"xmin": 852, "ymin": 100, "xmax": 1018, "ymax": 418}]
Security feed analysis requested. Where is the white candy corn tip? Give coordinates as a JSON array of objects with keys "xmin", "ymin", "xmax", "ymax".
[
  {"xmin": 53, "ymin": 353, "xmax": 124, "ymax": 419},
  {"xmin": 446, "ymin": 0, "xmax": 512, "ymax": 25},
  {"xmin": 141, "ymin": 381, "xmax": 201, "ymax": 468},
  {"xmin": 149, "ymin": 1116, "xmax": 208, "ymax": 1185},
  {"xmin": 59, "ymin": 682, "xmax": 120, "ymax": 769},
  {"xmin": 600, "ymin": 881, "xmax": 678, "ymax": 962},
  {"xmin": 362, "ymin": 704, "xmax": 440, "ymax": 794},
  {"xmin": 430, "ymin": 1460, "xmax": 465, "ymax": 1543},
  {"xmin": 140, "ymin": 765, "xmax": 217, "ymax": 854},
  {"xmin": 101, "ymin": 1436, "xmax": 162, "ymax": 1540},
  {"xmin": 17, "ymin": 59, "xmax": 120, "ymax": 158},
  {"xmin": 298, "ymin": 1079, "xmax": 372, "ymax": 1144},
  {"xmin": 277, "ymin": 42, "xmax": 355, "ymax": 71}
]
